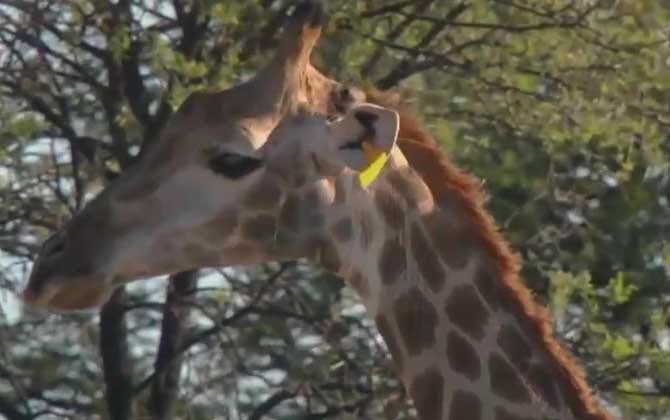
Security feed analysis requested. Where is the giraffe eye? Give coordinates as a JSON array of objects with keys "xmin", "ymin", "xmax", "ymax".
[
  {"xmin": 208, "ymin": 152, "xmax": 263, "ymax": 179},
  {"xmin": 326, "ymin": 114, "xmax": 343, "ymax": 123}
]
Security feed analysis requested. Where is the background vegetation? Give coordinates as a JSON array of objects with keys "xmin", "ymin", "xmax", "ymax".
[{"xmin": 0, "ymin": 1, "xmax": 669, "ymax": 419}]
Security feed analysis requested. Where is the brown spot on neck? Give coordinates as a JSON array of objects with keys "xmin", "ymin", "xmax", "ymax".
[
  {"xmin": 421, "ymin": 211, "xmax": 473, "ymax": 270},
  {"xmin": 387, "ymin": 168, "xmax": 432, "ymax": 208},
  {"xmin": 410, "ymin": 222, "xmax": 447, "ymax": 293},
  {"xmin": 498, "ymin": 324, "xmax": 532, "ymax": 373},
  {"xmin": 330, "ymin": 217, "xmax": 352, "ymax": 243},
  {"xmin": 489, "ymin": 352, "xmax": 532, "ymax": 403},
  {"xmin": 393, "ymin": 287, "xmax": 438, "ymax": 356},
  {"xmin": 378, "ymin": 239, "xmax": 406, "ymax": 285},
  {"xmin": 366, "ymin": 89, "xmax": 616, "ymax": 420},
  {"xmin": 409, "ymin": 368, "xmax": 444, "ymax": 420},
  {"xmin": 445, "ymin": 284, "xmax": 489, "ymax": 341},
  {"xmin": 446, "ymin": 330, "xmax": 481, "ymax": 381},
  {"xmin": 374, "ymin": 188, "xmax": 405, "ymax": 230},
  {"xmin": 449, "ymin": 390, "xmax": 482, "ymax": 420},
  {"xmin": 473, "ymin": 265, "xmax": 500, "ymax": 311}
]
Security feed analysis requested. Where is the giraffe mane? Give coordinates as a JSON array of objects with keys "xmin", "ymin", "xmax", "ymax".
[{"xmin": 366, "ymin": 88, "xmax": 617, "ymax": 420}]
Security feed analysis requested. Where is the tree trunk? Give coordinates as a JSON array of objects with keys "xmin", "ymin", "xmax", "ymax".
[
  {"xmin": 148, "ymin": 270, "xmax": 199, "ymax": 420},
  {"xmin": 100, "ymin": 288, "xmax": 134, "ymax": 420}
]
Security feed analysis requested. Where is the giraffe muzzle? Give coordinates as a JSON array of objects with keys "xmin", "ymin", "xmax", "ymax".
[
  {"xmin": 23, "ymin": 225, "xmax": 114, "ymax": 311},
  {"xmin": 23, "ymin": 266, "xmax": 112, "ymax": 312}
]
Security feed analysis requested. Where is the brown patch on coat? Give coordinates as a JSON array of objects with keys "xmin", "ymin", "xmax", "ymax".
[
  {"xmin": 473, "ymin": 265, "xmax": 500, "ymax": 311},
  {"xmin": 421, "ymin": 211, "xmax": 473, "ymax": 270},
  {"xmin": 393, "ymin": 287, "xmax": 439, "ymax": 356},
  {"xmin": 409, "ymin": 368, "xmax": 444, "ymax": 420},
  {"xmin": 374, "ymin": 189, "xmax": 405, "ymax": 230},
  {"xmin": 366, "ymin": 88, "xmax": 615, "ymax": 420},
  {"xmin": 330, "ymin": 217, "xmax": 353, "ymax": 242},
  {"xmin": 387, "ymin": 169, "xmax": 432, "ymax": 208},
  {"xmin": 446, "ymin": 330, "xmax": 481, "ymax": 381},
  {"xmin": 410, "ymin": 223, "xmax": 446, "ymax": 293},
  {"xmin": 498, "ymin": 324, "xmax": 532, "ymax": 373},
  {"xmin": 378, "ymin": 239, "xmax": 406, "ymax": 285},
  {"xmin": 489, "ymin": 353, "xmax": 532, "ymax": 403},
  {"xmin": 449, "ymin": 390, "xmax": 482, "ymax": 420},
  {"xmin": 445, "ymin": 285, "xmax": 489, "ymax": 341}
]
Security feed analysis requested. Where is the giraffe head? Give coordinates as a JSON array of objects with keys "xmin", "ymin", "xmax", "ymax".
[{"xmin": 22, "ymin": 2, "xmax": 400, "ymax": 311}]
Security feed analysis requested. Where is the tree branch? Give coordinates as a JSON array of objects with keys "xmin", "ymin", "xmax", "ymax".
[
  {"xmin": 148, "ymin": 270, "xmax": 199, "ymax": 420},
  {"xmin": 247, "ymin": 390, "xmax": 296, "ymax": 420},
  {"xmin": 360, "ymin": 0, "xmax": 417, "ymax": 18},
  {"xmin": 99, "ymin": 288, "xmax": 134, "ymax": 420},
  {"xmin": 0, "ymin": 395, "xmax": 31, "ymax": 420},
  {"xmin": 360, "ymin": 0, "xmax": 434, "ymax": 78}
]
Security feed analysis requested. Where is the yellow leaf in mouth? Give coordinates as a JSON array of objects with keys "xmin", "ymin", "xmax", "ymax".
[{"xmin": 359, "ymin": 142, "xmax": 389, "ymax": 189}]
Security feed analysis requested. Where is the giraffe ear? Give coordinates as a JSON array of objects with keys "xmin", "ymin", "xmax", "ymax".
[{"xmin": 330, "ymin": 103, "xmax": 399, "ymax": 173}]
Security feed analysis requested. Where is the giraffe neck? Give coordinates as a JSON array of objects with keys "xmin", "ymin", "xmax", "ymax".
[{"xmin": 327, "ymin": 145, "xmax": 614, "ymax": 420}]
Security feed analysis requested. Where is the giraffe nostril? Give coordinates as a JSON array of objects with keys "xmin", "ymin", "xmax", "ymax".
[{"xmin": 340, "ymin": 86, "xmax": 352, "ymax": 101}]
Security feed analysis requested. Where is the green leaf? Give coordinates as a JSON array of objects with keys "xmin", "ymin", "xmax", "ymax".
[
  {"xmin": 603, "ymin": 334, "xmax": 637, "ymax": 360},
  {"xmin": 608, "ymin": 273, "xmax": 639, "ymax": 305}
]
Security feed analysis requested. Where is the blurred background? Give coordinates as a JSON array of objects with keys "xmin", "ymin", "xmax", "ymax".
[{"xmin": 0, "ymin": 1, "xmax": 669, "ymax": 419}]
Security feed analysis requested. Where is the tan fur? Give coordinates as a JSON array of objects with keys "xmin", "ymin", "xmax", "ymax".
[{"xmin": 367, "ymin": 89, "xmax": 616, "ymax": 420}]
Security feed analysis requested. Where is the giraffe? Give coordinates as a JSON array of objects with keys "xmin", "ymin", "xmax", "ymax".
[{"xmin": 23, "ymin": 2, "xmax": 618, "ymax": 420}]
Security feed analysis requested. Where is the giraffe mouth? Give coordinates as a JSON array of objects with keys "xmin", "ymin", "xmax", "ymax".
[{"xmin": 23, "ymin": 270, "xmax": 113, "ymax": 312}]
